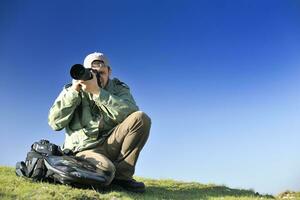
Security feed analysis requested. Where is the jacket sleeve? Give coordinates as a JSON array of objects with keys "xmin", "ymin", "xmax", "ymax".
[
  {"xmin": 93, "ymin": 84, "xmax": 139, "ymax": 124},
  {"xmin": 48, "ymin": 85, "xmax": 82, "ymax": 131}
]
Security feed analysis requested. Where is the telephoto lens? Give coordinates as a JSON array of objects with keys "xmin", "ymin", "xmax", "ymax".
[{"xmin": 70, "ymin": 64, "xmax": 93, "ymax": 81}]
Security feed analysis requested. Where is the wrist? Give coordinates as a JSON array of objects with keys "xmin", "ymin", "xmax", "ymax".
[
  {"xmin": 68, "ymin": 85, "xmax": 80, "ymax": 93},
  {"xmin": 71, "ymin": 84, "xmax": 81, "ymax": 92}
]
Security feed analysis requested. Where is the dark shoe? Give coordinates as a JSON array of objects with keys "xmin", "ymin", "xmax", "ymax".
[{"xmin": 111, "ymin": 178, "xmax": 145, "ymax": 193}]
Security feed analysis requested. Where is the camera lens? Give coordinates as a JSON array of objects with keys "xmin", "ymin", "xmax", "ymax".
[{"xmin": 70, "ymin": 64, "xmax": 93, "ymax": 81}]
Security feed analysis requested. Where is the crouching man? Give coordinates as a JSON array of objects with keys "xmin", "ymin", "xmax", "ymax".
[{"xmin": 48, "ymin": 52, "xmax": 151, "ymax": 193}]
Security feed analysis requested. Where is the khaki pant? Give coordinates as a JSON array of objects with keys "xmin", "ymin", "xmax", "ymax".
[{"xmin": 76, "ymin": 111, "xmax": 151, "ymax": 182}]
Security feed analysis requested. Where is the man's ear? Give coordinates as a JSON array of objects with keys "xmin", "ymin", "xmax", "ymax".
[{"xmin": 108, "ymin": 67, "xmax": 112, "ymax": 76}]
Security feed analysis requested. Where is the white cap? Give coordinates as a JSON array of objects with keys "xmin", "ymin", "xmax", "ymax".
[{"xmin": 83, "ymin": 52, "xmax": 110, "ymax": 68}]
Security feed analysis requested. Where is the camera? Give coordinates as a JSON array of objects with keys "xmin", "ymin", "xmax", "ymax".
[
  {"xmin": 70, "ymin": 64, "xmax": 102, "ymax": 87},
  {"xmin": 32, "ymin": 139, "xmax": 62, "ymax": 156},
  {"xmin": 70, "ymin": 64, "xmax": 93, "ymax": 81}
]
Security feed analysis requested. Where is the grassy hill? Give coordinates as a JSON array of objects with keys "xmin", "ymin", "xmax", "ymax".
[{"xmin": 0, "ymin": 166, "xmax": 292, "ymax": 200}]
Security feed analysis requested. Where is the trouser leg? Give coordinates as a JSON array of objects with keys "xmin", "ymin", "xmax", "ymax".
[
  {"xmin": 76, "ymin": 149, "xmax": 116, "ymax": 184},
  {"xmin": 102, "ymin": 111, "xmax": 151, "ymax": 180}
]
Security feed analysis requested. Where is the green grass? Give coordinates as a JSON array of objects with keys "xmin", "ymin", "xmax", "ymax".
[
  {"xmin": 0, "ymin": 166, "xmax": 286, "ymax": 200},
  {"xmin": 277, "ymin": 191, "xmax": 300, "ymax": 200}
]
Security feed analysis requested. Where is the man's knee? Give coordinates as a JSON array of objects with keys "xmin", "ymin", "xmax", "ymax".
[
  {"xmin": 124, "ymin": 111, "xmax": 151, "ymax": 139},
  {"xmin": 130, "ymin": 111, "xmax": 151, "ymax": 129}
]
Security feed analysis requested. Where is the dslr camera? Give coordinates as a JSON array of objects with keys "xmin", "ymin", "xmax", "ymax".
[
  {"xmin": 70, "ymin": 64, "xmax": 96, "ymax": 81},
  {"xmin": 70, "ymin": 64, "xmax": 101, "ymax": 87}
]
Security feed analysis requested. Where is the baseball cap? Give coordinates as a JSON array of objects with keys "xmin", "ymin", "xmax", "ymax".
[{"xmin": 83, "ymin": 52, "xmax": 110, "ymax": 68}]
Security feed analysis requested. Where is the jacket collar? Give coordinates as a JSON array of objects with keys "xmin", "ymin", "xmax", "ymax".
[{"xmin": 104, "ymin": 79, "xmax": 113, "ymax": 92}]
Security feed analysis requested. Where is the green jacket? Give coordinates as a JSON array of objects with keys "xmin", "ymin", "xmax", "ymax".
[{"xmin": 48, "ymin": 78, "xmax": 139, "ymax": 152}]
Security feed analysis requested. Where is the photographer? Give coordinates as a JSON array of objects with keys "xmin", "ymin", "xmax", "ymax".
[{"xmin": 48, "ymin": 52, "xmax": 151, "ymax": 193}]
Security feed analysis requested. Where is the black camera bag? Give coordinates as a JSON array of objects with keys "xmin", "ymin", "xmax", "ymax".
[{"xmin": 16, "ymin": 139, "xmax": 114, "ymax": 187}]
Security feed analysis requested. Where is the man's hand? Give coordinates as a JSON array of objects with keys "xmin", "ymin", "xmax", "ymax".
[
  {"xmin": 71, "ymin": 79, "xmax": 83, "ymax": 92},
  {"xmin": 80, "ymin": 72, "xmax": 100, "ymax": 96}
]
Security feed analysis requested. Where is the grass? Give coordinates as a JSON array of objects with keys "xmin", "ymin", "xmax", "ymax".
[
  {"xmin": 0, "ymin": 166, "xmax": 292, "ymax": 200},
  {"xmin": 277, "ymin": 191, "xmax": 300, "ymax": 200}
]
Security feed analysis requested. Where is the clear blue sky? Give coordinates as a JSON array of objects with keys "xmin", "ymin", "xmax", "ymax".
[{"xmin": 1, "ymin": 0, "xmax": 299, "ymax": 195}]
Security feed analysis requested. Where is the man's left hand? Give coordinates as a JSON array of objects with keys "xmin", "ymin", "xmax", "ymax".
[{"xmin": 80, "ymin": 72, "xmax": 100, "ymax": 96}]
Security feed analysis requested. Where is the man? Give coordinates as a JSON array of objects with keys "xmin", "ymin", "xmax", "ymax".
[{"xmin": 48, "ymin": 52, "xmax": 151, "ymax": 193}]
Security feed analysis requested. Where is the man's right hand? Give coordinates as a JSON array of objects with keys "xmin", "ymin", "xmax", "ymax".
[{"xmin": 71, "ymin": 79, "xmax": 83, "ymax": 92}]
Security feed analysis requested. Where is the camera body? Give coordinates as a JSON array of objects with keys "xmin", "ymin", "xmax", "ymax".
[{"xmin": 32, "ymin": 139, "xmax": 62, "ymax": 156}]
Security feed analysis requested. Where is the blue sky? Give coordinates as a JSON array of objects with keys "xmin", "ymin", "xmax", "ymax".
[{"xmin": 1, "ymin": 0, "xmax": 300, "ymax": 195}]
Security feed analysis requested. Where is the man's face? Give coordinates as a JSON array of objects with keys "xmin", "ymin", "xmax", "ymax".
[{"xmin": 91, "ymin": 60, "xmax": 111, "ymax": 88}]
